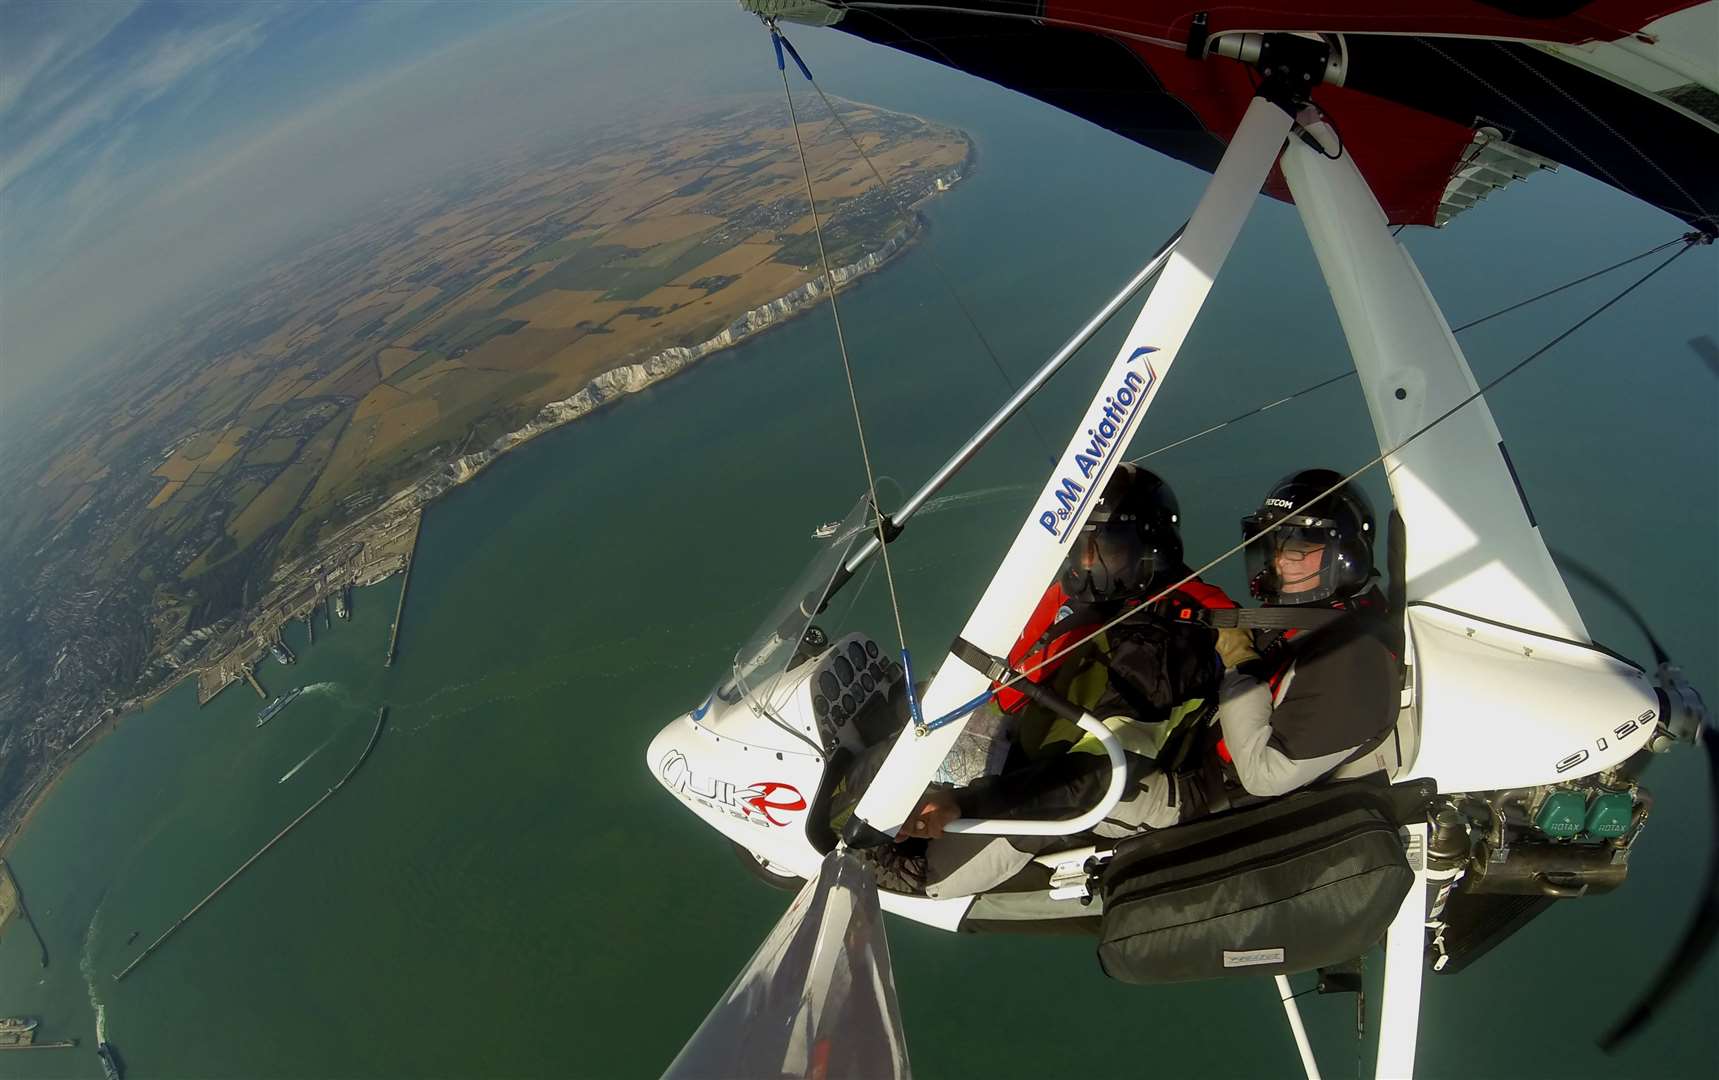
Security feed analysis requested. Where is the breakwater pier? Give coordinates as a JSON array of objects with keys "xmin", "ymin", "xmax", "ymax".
[
  {"xmin": 114, "ymin": 706, "xmax": 389, "ymax": 982},
  {"xmin": 0, "ymin": 1041, "xmax": 78, "ymax": 1051},
  {"xmin": 383, "ymin": 513, "xmax": 421, "ymax": 667},
  {"xmin": 0, "ymin": 858, "xmax": 50, "ymax": 968}
]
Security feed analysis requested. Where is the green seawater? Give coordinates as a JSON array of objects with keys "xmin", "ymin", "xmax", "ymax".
[{"xmin": 2, "ymin": 70, "xmax": 1714, "ymax": 1079}]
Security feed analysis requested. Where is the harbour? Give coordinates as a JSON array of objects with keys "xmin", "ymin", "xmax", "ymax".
[
  {"xmin": 112, "ymin": 706, "xmax": 388, "ymax": 983},
  {"xmin": 192, "ymin": 508, "xmax": 419, "ymax": 706}
]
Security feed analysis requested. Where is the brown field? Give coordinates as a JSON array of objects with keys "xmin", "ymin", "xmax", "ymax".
[
  {"xmin": 336, "ymin": 287, "xmax": 398, "ymax": 318},
  {"xmin": 34, "ymin": 441, "xmax": 100, "ymax": 489},
  {"xmin": 222, "ymin": 460, "xmax": 313, "ymax": 554},
  {"xmin": 146, "ymin": 481, "xmax": 183, "ymax": 510},
  {"xmin": 671, "ymin": 242, "xmax": 777, "ymax": 283},
  {"xmin": 377, "ymin": 348, "xmax": 421, "ymax": 379},
  {"xmin": 634, "ymin": 285, "xmax": 706, "ymax": 313},
  {"xmin": 178, "ymin": 431, "xmax": 223, "ymax": 458},
  {"xmin": 301, "ymin": 427, "xmax": 373, "ymax": 514},
  {"xmin": 368, "ymin": 400, "xmax": 441, "ymax": 457},
  {"xmin": 504, "ymin": 289, "xmax": 632, "ymax": 330},
  {"xmin": 244, "ymin": 437, "xmax": 301, "ymax": 466},
  {"xmin": 399, "ymin": 289, "xmax": 508, "ymax": 346},
  {"xmin": 248, "ymin": 365, "xmax": 313, "ymax": 409},
  {"xmin": 604, "ymin": 213, "xmax": 726, "ymax": 248},
  {"xmin": 459, "ymin": 327, "xmax": 582, "ymax": 374},
  {"xmin": 302, "ymin": 352, "xmax": 377, "ymax": 399},
  {"xmin": 355, "ymin": 383, "xmax": 410, "ymax": 420},
  {"xmin": 584, "ymin": 256, "xmax": 814, "ymax": 363},
  {"xmin": 153, "ymin": 451, "xmax": 199, "ymax": 483},
  {"xmin": 224, "ymin": 478, "xmax": 267, "ymax": 509},
  {"xmin": 385, "ymin": 286, "xmax": 441, "ymax": 323},
  {"xmin": 394, "ymin": 359, "xmax": 462, "ymax": 396},
  {"xmin": 706, "ymin": 260, "xmax": 814, "ymax": 313},
  {"xmin": 198, "ymin": 429, "xmax": 249, "ymax": 472}
]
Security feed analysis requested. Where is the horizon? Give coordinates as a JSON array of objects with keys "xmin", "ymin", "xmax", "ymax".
[{"xmin": 0, "ymin": 1, "xmax": 803, "ymax": 414}]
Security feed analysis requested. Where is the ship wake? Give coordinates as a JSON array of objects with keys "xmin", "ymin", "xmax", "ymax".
[
  {"xmin": 278, "ymin": 730, "xmax": 340, "ymax": 783},
  {"xmin": 80, "ymin": 904, "xmax": 108, "ymax": 1043},
  {"xmin": 914, "ymin": 483, "xmax": 1031, "ymax": 517}
]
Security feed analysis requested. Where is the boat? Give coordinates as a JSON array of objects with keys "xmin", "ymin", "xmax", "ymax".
[
  {"xmin": 256, "ymin": 686, "xmax": 303, "ymax": 728},
  {"xmin": 811, "ymin": 520, "xmax": 840, "ymax": 539},
  {"xmin": 268, "ymin": 638, "xmax": 295, "ymax": 665},
  {"xmin": 333, "ymin": 587, "xmax": 349, "ymax": 621},
  {"xmin": 96, "ymin": 1041, "xmax": 123, "ymax": 1080},
  {"xmin": 652, "ymin": 3, "xmax": 1716, "ymax": 1078}
]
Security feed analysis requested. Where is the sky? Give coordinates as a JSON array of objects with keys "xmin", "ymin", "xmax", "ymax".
[{"xmin": 0, "ymin": 0, "xmax": 793, "ymax": 413}]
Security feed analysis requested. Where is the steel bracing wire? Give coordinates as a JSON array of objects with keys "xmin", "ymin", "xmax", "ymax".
[
  {"xmin": 939, "ymin": 235, "xmax": 1703, "ymax": 723},
  {"xmin": 772, "ymin": 26, "xmax": 914, "ymax": 670},
  {"xmin": 777, "ymin": 30, "xmax": 1060, "ymax": 462},
  {"xmin": 1125, "ymin": 232, "xmax": 1695, "ymax": 467}
]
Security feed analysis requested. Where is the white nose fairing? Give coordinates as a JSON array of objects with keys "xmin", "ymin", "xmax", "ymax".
[{"xmin": 648, "ymin": 702, "xmax": 829, "ymax": 882}]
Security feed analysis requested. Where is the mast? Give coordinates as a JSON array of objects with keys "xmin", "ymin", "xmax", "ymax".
[{"xmin": 1280, "ymin": 117, "xmax": 1587, "ymax": 642}]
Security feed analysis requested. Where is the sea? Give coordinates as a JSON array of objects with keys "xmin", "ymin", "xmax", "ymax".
[{"xmin": 2, "ymin": 56, "xmax": 1714, "ymax": 1080}]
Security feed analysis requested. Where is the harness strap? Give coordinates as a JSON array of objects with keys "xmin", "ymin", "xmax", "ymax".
[
  {"xmin": 1201, "ymin": 607, "xmax": 1347, "ymax": 630},
  {"xmin": 952, "ymin": 636, "xmax": 1009, "ymax": 683}
]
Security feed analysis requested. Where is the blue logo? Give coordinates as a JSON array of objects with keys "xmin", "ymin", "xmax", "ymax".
[{"xmin": 1037, "ymin": 347, "xmax": 1158, "ymax": 540}]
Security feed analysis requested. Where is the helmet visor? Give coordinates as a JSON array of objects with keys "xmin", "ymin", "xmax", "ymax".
[
  {"xmin": 1242, "ymin": 513, "xmax": 1341, "ymax": 604},
  {"xmin": 1060, "ymin": 525, "xmax": 1148, "ymax": 603}
]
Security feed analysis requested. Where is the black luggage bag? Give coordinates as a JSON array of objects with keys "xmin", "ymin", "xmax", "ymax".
[{"xmin": 1095, "ymin": 780, "xmax": 1421, "ymax": 984}]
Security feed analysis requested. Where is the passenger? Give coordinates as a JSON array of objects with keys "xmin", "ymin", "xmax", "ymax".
[
  {"xmin": 1188, "ymin": 468, "xmax": 1399, "ymax": 813},
  {"xmin": 897, "ymin": 466, "xmax": 1247, "ymax": 897},
  {"xmin": 898, "ymin": 469, "xmax": 1398, "ymax": 897}
]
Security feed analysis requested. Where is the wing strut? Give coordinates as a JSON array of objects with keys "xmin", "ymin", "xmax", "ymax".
[
  {"xmin": 1275, "ymin": 975, "xmax": 1324, "ymax": 1080},
  {"xmin": 1374, "ymin": 822, "xmax": 1430, "ymax": 1079}
]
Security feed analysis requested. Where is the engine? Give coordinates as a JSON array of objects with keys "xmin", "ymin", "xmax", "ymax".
[{"xmin": 1423, "ymin": 763, "xmax": 1652, "ymax": 973}]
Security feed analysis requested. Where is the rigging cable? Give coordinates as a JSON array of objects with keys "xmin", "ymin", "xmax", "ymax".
[
  {"xmin": 1126, "ymin": 232, "xmax": 1696, "ymax": 466},
  {"xmin": 769, "ymin": 23, "xmax": 920, "ymax": 723},
  {"xmin": 928, "ymin": 232, "xmax": 1704, "ymax": 726},
  {"xmin": 773, "ymin": 27, "xmax": 1059, "ymax": 464}
]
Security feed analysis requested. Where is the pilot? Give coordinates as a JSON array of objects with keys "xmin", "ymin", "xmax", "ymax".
[
  {"xmin": 899, "ymin": 469, "xmax": 1399, "ymax": 898},
  {"xmin": 898, "ymin": 465, "xmax": 1248, "ymax": 897}
]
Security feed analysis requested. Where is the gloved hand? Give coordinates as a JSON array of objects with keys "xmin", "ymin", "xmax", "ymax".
[{"xmin": 896, "ymin": 786, "xmax": 960, "ymax": 840}]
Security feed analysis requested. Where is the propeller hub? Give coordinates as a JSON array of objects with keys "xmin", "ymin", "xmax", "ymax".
[{"xmin": 1649, "ymin": 662, "xmax": 1710, "ymax": 751}]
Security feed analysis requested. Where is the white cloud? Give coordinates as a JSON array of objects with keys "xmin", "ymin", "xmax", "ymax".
[
  {"xmin": 0, "ymin": 7, "xmax": 271, "ymax": 193},
  {"xmin": 0, "ymin": 0, "xmax": 141, "ymax": 116}
]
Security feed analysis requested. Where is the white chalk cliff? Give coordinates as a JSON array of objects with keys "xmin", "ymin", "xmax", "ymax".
[{"xmin": 380, "ymin": 223, "xmax": 917, "ymax": 514}]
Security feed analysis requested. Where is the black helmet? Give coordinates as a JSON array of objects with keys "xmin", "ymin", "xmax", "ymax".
[
  {"xmin": 1241, "ymin": 469, "xmax": 1376, "ymax": 605},
  {"xmin": 1060, "ymin": 465, "xmax": 1184, "ymax": 603}
]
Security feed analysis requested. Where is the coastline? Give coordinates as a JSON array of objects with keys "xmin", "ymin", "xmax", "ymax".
[
  {"xmin": 0, "ymin": 146, "xmax": 972, "ymax": 860},
  {"xmin": 366, "ymin": 212, "xmax": 936, "ymax": 515}
]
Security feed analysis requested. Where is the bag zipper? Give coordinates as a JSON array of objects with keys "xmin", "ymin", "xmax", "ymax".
[{"xmin": 1104, "ymin": 817, "xmax": 1399, "ymax": 904}]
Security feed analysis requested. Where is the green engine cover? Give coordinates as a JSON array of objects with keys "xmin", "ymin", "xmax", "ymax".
[
  {"xmin": 1585, "ymin": 791, "xmax": 1635, "ymax": 838},
  {"xmin": 1535, "ymin": 790, "xmax": 1587, "ymax": 838}
]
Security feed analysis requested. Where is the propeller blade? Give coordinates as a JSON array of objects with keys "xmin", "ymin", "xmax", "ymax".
[
  {"xmin": 1690, "ymin": 335, "xmax": 1719, "ymax": 379},
  {"xmin": 665, "ymin": 849, "xmax": 911, "ymax": 1079},
  {"xmin": 1548, "ymin": 551, "xmax": 1670, "ymax": 667},
  {"xmin": 1599, "ymin": 731, "xmax": 1719, "ymax": 1052},
  {"xmin": 1554, "ymin": 547, "xmax": 1719, "ymax": 1049}
]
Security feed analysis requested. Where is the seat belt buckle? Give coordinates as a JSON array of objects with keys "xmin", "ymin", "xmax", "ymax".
[{"xmin": 1035, "ymin": 846, "xmax": 1105, "ymax": 902}]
